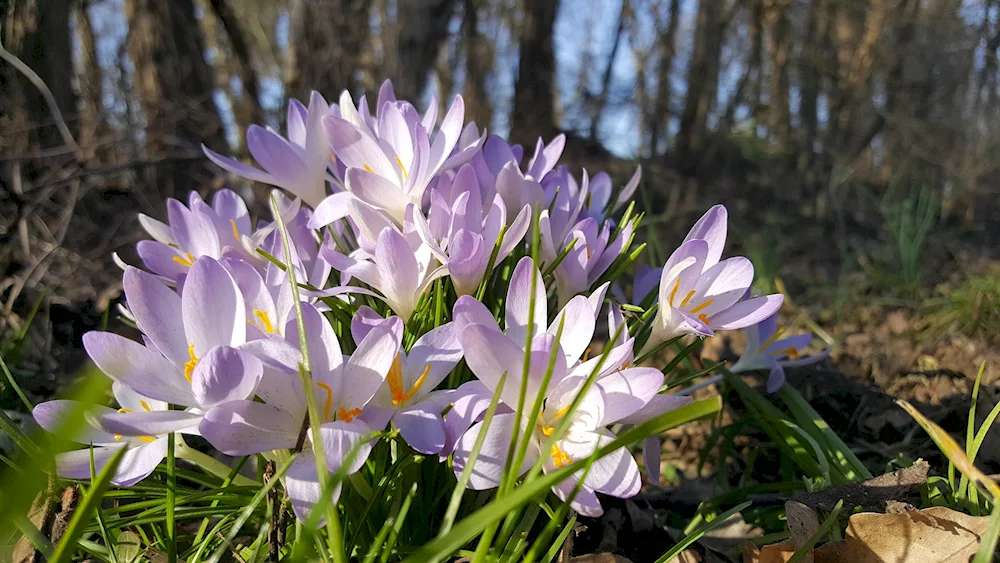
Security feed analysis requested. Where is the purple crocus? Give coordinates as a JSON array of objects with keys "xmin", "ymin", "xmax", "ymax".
[
  {"xmin": 413, "ymin": 164, "xmax": 531, "ymax": 295},
  {"xmin": 322, "ymin": 225, "xmax": 447, "ymax": 322},
  {"xmin": 452, "ymin": 313, "xmax": 665, "ymax": 516},
  {"xmin": 646, "ymin": 205, "xmax": 784, "ymax": 349},
  {"xmin": 205, "ymin": 92, "xmax": 334, "ymax": 208},
  {"xmin": 32, "ymin": 383, "xmax": 191, "ymax": 486},
  {"xmin": 83, "ymin": 259, "xmax": 264, "ymax": 439},
  {"xmin": 351, "ymin": 306, "xmax": 463, "ymax": 454},
  {"xmin": 730, "ymin": 312, "xmax": 831, "ymax": 393},
  {"xmin": 199, "ymin": 303, "xmax": 403, "ymax": 520},
  {"xmin": 552, "ymin": 217, "xmax": 632, "ymax": 305},
  {"xmin": 582, "ymin": 168, "xmax": 642, "ymax": 221},
  {"xmin": 320, "ymin": 82, "xmax": 483, "ymax": 223}
]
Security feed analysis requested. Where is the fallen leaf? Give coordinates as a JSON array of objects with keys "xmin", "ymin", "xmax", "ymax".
[
  {"xmin": 785, "ymin": 501, "xmax": 818, "ymax": 563},
  {"xmin": 698, "ymin": 512, "xmax": 764, "ymax": 553},
  {"xmin": 675, "ymin": 549, "xmax": 702, "ymax": 563},
  {"xmin": 742, "ymin": 541, "xmax": 796, "ymax": 563},
  {"xmin": 817, "ymin": 506, "xmax": 990, "ymax": 562}
]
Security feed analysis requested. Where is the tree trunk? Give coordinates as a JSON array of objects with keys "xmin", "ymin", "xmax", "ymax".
[
  {"xmin": 285, "ymin": 0, "xmax": 372, "ymax": 102},
  {"xmin": 388, "ymin": 0, "xmax": 456, "ymax": 102},
  {"xmin": 209, "ymin": 0, "xmax": 264, "ymax": 136},
  {"xmin": 462, "ymin": 0, "xmax": 493, "ymax": 129},
  {"xmin": 74, "ymin": 1, "xmax": 104, "ymax": 147},
  {"xmin": 511, "ymin": 0, "xmax": 560, "ymax": 147},
  {"xmin": 125, "ymin": 0, "xmax": 225, "ymax": 197},
  {"xmin": 675, "ymin": 0, "xmax": 728, "ymax": 174},
  {"xmin": 764, "ymin": 0, "xmax": 792, "ymax": 146},
  {"xmin": 648, "ymin": 0, "xmax": 680, "ymax": 156}
]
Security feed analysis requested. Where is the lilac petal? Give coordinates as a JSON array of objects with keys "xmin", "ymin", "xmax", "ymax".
[
  {"xmin": 340, "ymin": 316, "xmax": 403, "ymax": 410},
  {"xmin": 595, "ymin": 367, "xmax": 663, "ymax": 425},
  {"xmin": 452, "ymin": 295, "xmax": 498, "ymax": 334},
  {"xmin": 709, "ymin": 294, "xmax": 784, "ymax": 331},
  {"xmin": 203, "ymin": 145, "xmax": 276, "ymax": 186},
  {"xmin": 453, "ymin": 412, "xmax": 536, "ymax": 489},
  {"xmin": 682, "ymin": 205, "xmax": 728, "ymax": 267},
  {"xmin": 346, "ymin": 167, "xmax": 407, "ymax": 221},
  {"xmin": 781, "ymin": 346, "xmax": 832, "ymax": 368},
  {"xmin": 238, "ymin": 338, "xmax": 303, "ymax": 374},
  {"xmin": 441, "ymin": 380, "xmax": 494, "ymax": 457},
  {"xmin": 190, "ymin": 346, "xmax": 263, "ymax": 408},
  {"xmin": 661, "ymin": 239, "xmax": 710, "ymax": 292},
  {"xmin": 285, "ymin": 452, "xmax": 336, "ymax": 523},
  {"xmin": 588, "ymin": 283, "xmax": 610, "ymax": 321},
  {"xmin": 448, "ymin": 230, "xmax": 486, "ymax": 295},
  {"xmin": 618, "ymin": 394, "xmax": 693, "ymax": 425},
  {"xmin": 199, "ymin": 400, "xmax": 299, "ymax": 455},
  {"xmin": 614, "ymin": 166, "xmax": 642, "ymax": 211},
  {"xmin": 397, "ymin": 404, "xmax": 445, "ymax": 454},
  {"xmin": 374, "ymin": 227, "xmax": 420, "ymax": 320},
  {"xmin": 138, "ymin": 214, "xmax": 175, "ymax": 244},
  {"xmin": 318, "ymin": 420, "xmax": 373, "ymax": 475},
  {"xmin": 359, "ymin": 405, "xmax": 395, "ymax": 431},
  {"xmin": 212, "ymin": 189, "xmax": 251, "ymax": 235},
  {"xmin": 766, "ymin": 359, "xmax": 786, "ymax": 393},
  {"xmin": 124, "ymin": 267, "xmax": 187, "ymax": 366},
  {"xmin": 33, "ymin": 400, "xmax": 118, "ymax": 445},
  {"xmin": 287, "ymin": 97, "xmax": 308, "ymax": 146},
  {"xmin": 458, "ymin": 324, "xmax": 521, "ymax": 402},
  {"xmin": 286, "ymin": 303, "xmax": 344, "ymax": 375},
  {"xmin": 552, "ymin": 477, "xmax": 604, "ymax": 517},
  {"xmin": 246, "ymin": 125, "xmax": 308, "ymax": 187},
  {"xmin": 633, "ymin": 265, "xmax": 662, "ymax": 304},
  {"xmin": 167, "ymin": 199, "xmax": 220, "ymax": 259},
  {"xmin": 350, "ymin": 305, "xmax": 385, "ymax": 345},
  {"xmin": 377, "ymin": 80, "xmax": 397, "ymax": 110},
  {"xmin": 96, "ymin": 410, "xmax": 202, "ymax": 436},
  {"xmin": 59, "ymin": 439, "xmax": 167, "ymax": 486},
  {"xmin": 766, "ymin": 334, "xmax": 813, "ymax": 357},
  {"xmin": 404, "ymin": 322, "xmax": 462, "ymax": 398},
  {"xmin": 694, "ymin": 257, "xmax": 755, "ymax": 316},
  {"xmin": 182, "ymin": 257, "xmax": 246, "ymax": 353},
  {"xmin": 498, "ymin": 204, "xmax": 531, "ymax": 258},
  {"xmin": 377, "ymin": 103, "xmax": 414, "ymax": 176},
  {"xmin": 83, "ymin": 332, "xmax": 193, "ymax": 405},
  {"xmin": 429, "ymin": 95, "xmax": 465, "ymax": 171},
  {"xmin": 136, "ymin": 241, "xmax": 190, "ymax": 281},
  {"xmin": 323, "ymin": 115, "xmax": 397, "ymax": 181},
  {"xmin": 548, "ymin": 295, "xmax": 596, "ymax": 365},
  {"xmin": 643, "ymin": 435, "xmax": 661, "ymax": 484},
  {"xmin": 505, "ymin": 257, "xmax": 546, "ymax": 346},
  {"xmin": 302, "ymin": 91, "xmax": 333, "ymax": 207},
  {"xmin": 586, "ymin": 430, "xmax": 641, "ymax": 498}
]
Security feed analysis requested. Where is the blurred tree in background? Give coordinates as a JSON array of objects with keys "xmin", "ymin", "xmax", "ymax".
[{"xmin": 1, "ymin": 0, "xmax": 1000, "ymax": 389}]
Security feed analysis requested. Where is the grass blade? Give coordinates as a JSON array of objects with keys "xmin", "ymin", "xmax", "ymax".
[
  {"xmin": 654, "ymin": 501, "xmax": 752, "ymax": 563},
  {"xmin": 49, "ymin": 446, "xmax": 127, "ymax": 563}
]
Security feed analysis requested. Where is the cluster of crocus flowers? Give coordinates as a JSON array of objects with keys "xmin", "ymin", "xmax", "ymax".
[{"xmin": 33, "ymin": 79, "xmax": 811, "ymax": 522}]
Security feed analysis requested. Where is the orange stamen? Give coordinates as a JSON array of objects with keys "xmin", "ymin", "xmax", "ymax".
[
  {"xmin": 338, "ymin": 407, "xmax": 362, "ymax": 422},
  {"xmin": 316, "ymin": 382, "xmax": 334, "ymax": 421},
  {"xmin": 172, "ymin": 252, "xmax": 195, "ymax": 268},
  {"xmin": 690, "ymin": 299, "xmax": 714, "ymax": 314},
  {"xmin": 183, "ymin": 344, "xmax": 198, "ymax": 382},
  {"xmin": 668, "ymin": 278, "xmax": 680, "ymax": 307},
  {"xmin": 550, "ymin": 444, "xmax": 573, "ymax": 468}
]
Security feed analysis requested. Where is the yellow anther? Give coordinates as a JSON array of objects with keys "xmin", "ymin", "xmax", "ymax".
[
  {"xmin": 689, "ymin": 299, "xmax": 714, "ymax": 314},
  {"xmin": 138, "ymin": 436, "xmax": 156, "ymax": 443},
  {"xmin": 183, "ymin": 344, "xmax": 198, "ymax": 383},
  {"xmin": 338, "ymin": 407, "xmax": 362, "ymax": 422},
  {"xmin": 172, "ymin": 252, "xmax": 195, "ymax": 268},
  {"xmin": 679, "ymin": 290, "xmax": 697, "ymax": 308},
  {"xmin": 115, "ymin": 434, "xmax": 122, "ymax": 441},
  {"xmin": 775, "ymin": 347, "xmax": 801, "ymax": 360},
  {"xmin": 395, "ymin": 156, "xmax": 409, "ymax": 180},
  {"xmin": 388, "ymin": 354, "xmax": 431, "ymax": 406},
  {"xmin": 668, "ymin": 278, "xmax": 680, "ymax": 307},
  {"xmin": 252, "ymin": 309, "xmax": 274, "ymax": 334},
  {"xmin": 140, "ymin": 400, "xmax": 152, "ymax": 412},
  {"xmin": 363, "ymin": 163, "xmax": 373, "ymax": 173},
  {"xmin": 759, "ymin": 325, "xmax": 788, "ymax": 352},
  {"xmin": 316, "ymin": 382, "xmax": 334, "ymax": 421},
  {"xmin": 697, "ymin": 313, "xmax": 711, "ymax": 325},
  {"xmin": 117, "ymin": 408, "xmax": 133, "ymax": 414},
  {"xmin": 230, "ymin": 219, "xmax": 240, "ymax": 240},
  {"xmin": 550, "ymin": 444, "xmax": 573, "ymax": 468}
]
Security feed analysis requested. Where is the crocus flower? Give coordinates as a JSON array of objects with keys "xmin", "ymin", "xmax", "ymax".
[
  {"xmin": 730, "ymin": 312, "xmax": 831, "ymax": 393},
  {"xmin": 32, "ymin": 383, "xmax": 192, "ymax": 486},
  {"xmin": 82, "ymin": 260, "xmax": 264, "ymax": 438},
  {"xmin": 552, "ymin": 217, "xmax": 632, "ymax": 306},
  {"xmin": 646, "ymin": 205, "xmax": 783, "ymax": 350},
  {"xmin": 453, "ymin": 316, "xmax": 665, "ymax": 516},
  {"xmin": 413, "ymin": 164, "xmax": 531, "ymax": 295},
  {"xmin": 205, "ymin": 92, "xmax": 334, "ymax": 208},
  {"xmin": 321, "ymin": 83, "xmax": 483, "ymax": 223},
  {"xmin": 322, "ymin": 225, "xmax": 447, "ymax": 322},
  {"xmin": 538, "ymin": 167, "xmax": 590, "ymax": 264},
  {"xmin": 351, "ymin": 306, "xmax": 463, "ymax": 453},
  {"xmin": 199, "ymin": 304, "xmax": 403, "ymax": 521}
]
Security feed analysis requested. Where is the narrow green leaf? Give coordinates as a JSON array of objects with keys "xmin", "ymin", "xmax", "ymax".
[
  {"xmin": 786, "ymin": 500, "xmax": 843, "ymax": 563},
  {"xmin": 654, "ymin": 501, "xmax": 752, "ymax": 563}
]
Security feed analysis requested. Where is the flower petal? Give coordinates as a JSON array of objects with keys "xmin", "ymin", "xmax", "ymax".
[
  {"xmin": 83, "ymin": 331, "xmax": 193, "ymax": 405},
  {"xmin": 505, "ymin": 257, "xmax": 546, "ymax": 346},
  {"xmin": 199, "ymin": 400, "xmax": 299, "ymax": 455},
  {"xmin": 124, "ymin": 267, "xmax": 187, "ymax": 366},
  {"xmin": 96, "ymin": 410, "xmax": 202, "ymax": 436},
  {"xmin": 396, "ymin": 404, "xmax": 446, "ymax": 454},
  {"xmin": 453, "ymin": 412, "xmax": 535, "ymax": 490},
  {"xmin": 182, "ymin": 257, "xmax": 247, "ymax": 353},
  {"xmin": 595, "ymin": 367, "xmax": 663, "ymax": 425},
  {"xmin": 190, "ymin": 346, "xmax": 263, "ymax": 408}
]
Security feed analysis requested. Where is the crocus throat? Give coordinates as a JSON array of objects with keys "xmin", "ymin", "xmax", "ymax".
[
  {"xmin": 183, "ymin": 344, "xmax": 199, "ymax": 382},
  {"xmin": 172, "ymin": 252, "xmax": 196, "ymax": 268},
  {"xmin": 387, "ymin": 354, "xmax": 431, "ymax": 406},
  {"xmin": 539, "ymin": 404, "xmax": 571, "ymax": 436},
  {"xmin": 668, "ymin": 282, "xmax": 714, "ymax": 325}
]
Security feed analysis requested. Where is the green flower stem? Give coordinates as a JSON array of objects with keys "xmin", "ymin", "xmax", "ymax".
[{"xmin": 175, "ymin": 438, "xmax": 257, "ymax": 487}]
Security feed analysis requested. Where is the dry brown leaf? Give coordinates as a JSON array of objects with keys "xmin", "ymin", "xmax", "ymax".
[
  {"xmin": 785, "ymin": 500, "xmax": 819, "ymax": 562},
  {"xmin": 675, "ymin": 549, "xmax": 702, "ymax": 563},
  {"xmin": 815, "ymin": 506, "xmax": 990, "ymax": 562},
  {"xmin": 698, "ymin": 512, "xmax": 764, "ymax": 553},
  {"xmin": 742, "ymin": 541, "xmax": 796, "ymax": 563}
]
